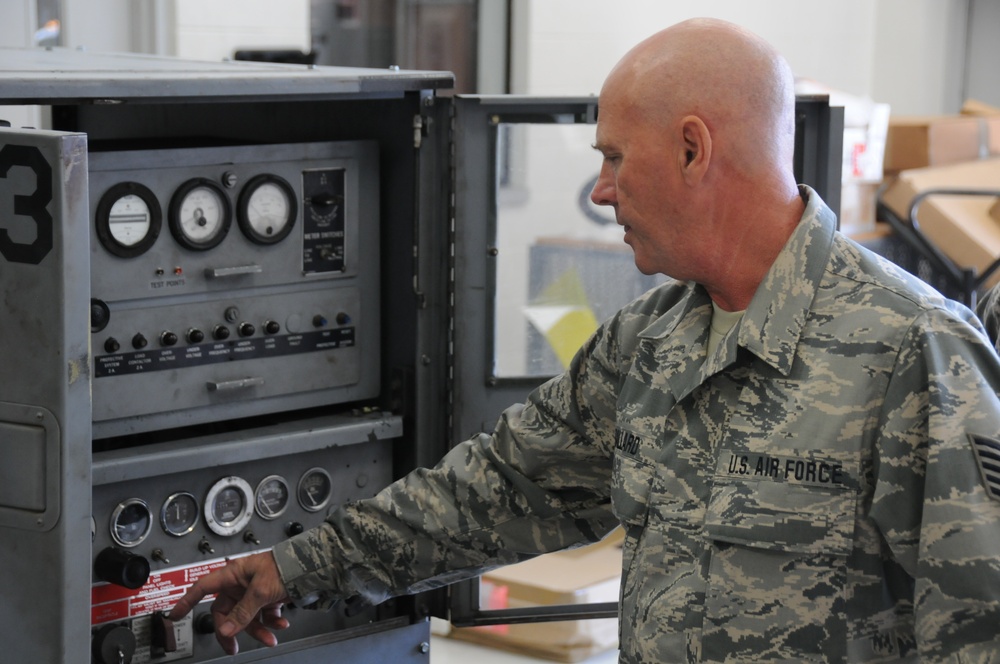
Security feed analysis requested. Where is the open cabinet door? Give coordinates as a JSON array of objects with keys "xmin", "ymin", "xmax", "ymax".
[
  {"xmin": 447, "ymin": 95, "xmax": 622, "ymax": 632},
  {"xmin": 445, "ymin": 94, "xmax": 842, "ymax": 637}
]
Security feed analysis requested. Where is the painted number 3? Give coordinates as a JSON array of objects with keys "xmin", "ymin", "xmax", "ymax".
[{"xmin": 0, "ymin": 144, "xmax": 53, "ymax": 264}]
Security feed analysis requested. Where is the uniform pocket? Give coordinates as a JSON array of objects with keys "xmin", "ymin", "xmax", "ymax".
[{"xmin": 705, "ymin": 448, "xmax": 858, "ymax": 555}]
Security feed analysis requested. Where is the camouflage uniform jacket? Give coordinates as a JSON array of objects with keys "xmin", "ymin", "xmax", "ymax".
[{"xmin": 273, "ymin": 187, "xmax": 1000, "ymax": 662}]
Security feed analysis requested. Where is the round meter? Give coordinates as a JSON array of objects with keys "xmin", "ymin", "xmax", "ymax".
[
  {"xmin": 168, "ymin": 177, "xmax": 232, "ymax": 251},
  {"xmin": 95, "ymin": 182, "xmax": 162, "ymax": 258},
  {"xmin": 237, "ymin": 174, "xmax": 297, "ymax": 244},
  {"xmin": 254, "ymin": 475, "xmax": 290, "ymax": 520},
  {"xmin": 110, "ymin": 498, "xmax": 153, "ymax": 547},
  {"xmin": 297, "ymin": 468, "xmax": 333, "ymax": 513},
  {"xmin": 160, "ymin": 491, "xmax": 200, "ymax": 537},
  {"xmin": 204, "ymin": 476, "xmax": 254, "ymax": 536}
]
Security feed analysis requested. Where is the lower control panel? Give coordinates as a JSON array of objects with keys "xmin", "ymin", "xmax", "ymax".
[{"xmin": 91, "ymin": 412, "xmax": 400, "ymax": 663}]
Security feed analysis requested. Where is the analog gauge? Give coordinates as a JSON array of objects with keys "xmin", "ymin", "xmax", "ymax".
[
  {"xmin": 160, "ymin": 492, "xmax": 200, "ymax": 537},
  {"xmin": 297, "ymin": 467, "xmax": 333, "ymax": 513},
  {"xmin": 204, "ymin": 476, "xmax": 254, "ymax": 537},
  {"xmin": 168, "ymin": 177, "xmax": 232, "ymax": 251},
  {"xmin": 95, "ymin": 182, "xmax": 162, "ymax": 258},
  {"xmin": 110, "ymin": 498, "xmax": 153, "ymax": 548},
  {"xmin": 237, "ymin": 174, "xmax": 297, "ymax": 245},
  {"xmin": 254, "ymin": 475, "xmax": 290, "ymax": 520}
]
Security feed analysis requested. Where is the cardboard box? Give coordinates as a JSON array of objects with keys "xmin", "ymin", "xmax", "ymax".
[
  {"xmin": 883, "ymin": 115, "xmax": 990, "ymax": 174},
  {"xmin": 961, "ymin": 100, "xmax": 1000, "ymax": 157},
  {"xmin": 449, "ymin": 530, "xmax": 623, "ymax": 662},
  {"xmin": 881, "ymin": 158, "xmax": 1000, "ymax": 289},
  {"xmin": 962, "ymin": 98, "xmax": 1000, "ymax": 117},
  {"xmin": 840, "ymin": 181, "xmax": 880, "ymax": 236}
]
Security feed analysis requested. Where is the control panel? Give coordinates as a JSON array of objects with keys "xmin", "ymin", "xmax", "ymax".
[
  {"xmin": 88, "ymin": 142, "xmax": 380, "ymax": 438},
  {"xmin": 90, "ymin": 411, "xmax": 401, "ymax": 663}
]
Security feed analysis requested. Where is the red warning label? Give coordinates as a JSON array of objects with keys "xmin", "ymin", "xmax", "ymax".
[{"xmin": 91, "ymin": 554, "xmax": 253, "ymax": 626}]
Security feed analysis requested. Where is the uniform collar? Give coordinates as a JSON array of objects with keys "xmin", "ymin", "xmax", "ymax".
[
  {"xmin": 738, "ymin": 185, "xmax": 836, "ymax": 375},
  {"xmin": 639, "ymin": 185, "xmax": 836, "ymax": 377}
]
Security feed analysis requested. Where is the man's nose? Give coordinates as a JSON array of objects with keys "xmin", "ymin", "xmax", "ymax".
[{"xmin": 590, "ymin": 164, "xmax": 616, "ymax": 207}]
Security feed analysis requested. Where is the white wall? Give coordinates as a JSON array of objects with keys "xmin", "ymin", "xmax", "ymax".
[
  {"xmin": 0, "ymin": 0, "xmax": 40, "ymax": 128},
  {"xmin": 0, "ymin": 0, "xmax": 981, "ymax": 113},
  {"xmin": 512, "ymin": 0, "xmax": 970, "ymax": 114},
  {"xmin": 19, "ymin": 0, "xmax": 309, "ymax": 61},
  {"xmin": 172, "ymin": 0, "xmax": 309, "ymax": 62}
]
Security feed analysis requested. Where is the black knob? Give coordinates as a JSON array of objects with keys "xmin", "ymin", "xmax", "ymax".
[
  {"xmin": 131, "ymin": 333, "xmax": 148, "ymax": 350},
  {"xmin": 94, "ymin": 547, "xmax": 150, "ymax": 590},
  {"xmin": 285, "ymin": 521, "xmax": 305, "ymax": 537},
  {"xmin": 91, "ymin": 299, "xmax": 111, "ymax": 333},
  {"xmin": 312, "ymin": 315, "xmax": 328, "ymax": 328},
  {"xmin": 104, "ymin": 338, "xmax": 120, "ymax": 354},
  {"xmin": 194, "ymin": 613, "xmax": 216, "ymax": 635},
  {"xmin": 238, "ymin": 322, "xmax": 255, "ymax": 337},
  {"xmin": 92, "ymin": 624, "xmax": 137, "ymax": 664},
  {"xmin": 187, "ymin": 328, "xmax": 205, "ymax": 343},
  {"xmin": 213, "ymin": 325, "xmax": 230, "ymax": 341},
  {"xmin": 336, "ymin": 312, "xmax": 351, "ymax": 326},
  {"xmin": 160, "ymin": 331, "xmax": 178, "ymax": 346},
  {"xmin": 263, "ymin": 320, "xmax": 280, "ymax": 335}
]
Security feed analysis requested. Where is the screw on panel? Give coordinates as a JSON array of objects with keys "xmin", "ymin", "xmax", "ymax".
[{"xmin": 418, "ymin": 641, "xmax": 430, "ymax": 654}]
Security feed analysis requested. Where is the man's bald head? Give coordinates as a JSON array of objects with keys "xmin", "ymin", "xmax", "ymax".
[{"xmin": 603, "ymin": 18, "xmax": 797, "ymax": 178}]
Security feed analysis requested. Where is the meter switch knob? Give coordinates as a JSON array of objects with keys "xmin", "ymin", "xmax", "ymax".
[
  {"xmin": 92, "ymin": 624, "xmax": 137, "ymax": 664},
  {"xmin": 160, "ymin": 331, "xmax": 178, "ymax": 346},
  {"xmin": 263, "ymin": 320, "xmax": 281, "ymax": 335},
  {"xmin": 94, "ymin": 546, "xmax": 150, "ymax": 590},
  {"xmin": 213, "ymin": 325, "xmax": 230, "ymax": 341},
  {"xmin": 286, "ymin": 521, "xmax": 305, "ymax": 537},
  {"xmin": 238, "ymin": 322, "xmax": 255, "ymax": 337},
  {"xmin": 131, "ymin": 333, "xmax": 148, "ymax": 350}
]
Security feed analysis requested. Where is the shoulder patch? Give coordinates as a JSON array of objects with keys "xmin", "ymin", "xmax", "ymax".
[{"xmin": 968, "ymin": 433, "xmax": 1000, "ymax": 502}]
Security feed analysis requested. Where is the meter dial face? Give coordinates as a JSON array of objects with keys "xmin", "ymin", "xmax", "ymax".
[
  {"xmin": 168, "ymin": 178, "xmax": 232, "ymax": 251},
  {"xmin": 160, "ymin": 492, "xmax": 200, "ymax": 537},
  {"xmin": 95, "ymin": 182, "xmax": 162, "ymax": 258},
  {"xmin": 297, "ymin": 467, "xmax": 333, "ymax": 513},
  {"xmin": 110, "ymin": 498, "xmax": 153, "ymax": 547},
  {"xmin": 255, "ymin": 475, "xmax": 290, "ymax": 520},
  {"xmin": 237, "ymin": 174, "xmax": 297, "ymax": 244},
  {"xmin": 204, "ymin": 476, "xmax": 254, "ymax": 537}
]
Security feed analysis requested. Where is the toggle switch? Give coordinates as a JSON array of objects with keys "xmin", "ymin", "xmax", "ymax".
[{"xmin": 150, "ymin": 611, "xmax": 178, "ymax": 656}]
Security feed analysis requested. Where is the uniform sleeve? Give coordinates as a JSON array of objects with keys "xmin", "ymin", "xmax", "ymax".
[
  {"xmin": 870, "ymin": 306, "xmax": 1000, "ymax": 661},
  {"xmin": 272, "ymin": 314, "xmax": 626, "ymax": 609}
]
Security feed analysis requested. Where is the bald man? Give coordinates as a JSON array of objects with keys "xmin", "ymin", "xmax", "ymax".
[{"xmin": 170, "ymin": 18, "xmax": 1000, "ymax": 662}]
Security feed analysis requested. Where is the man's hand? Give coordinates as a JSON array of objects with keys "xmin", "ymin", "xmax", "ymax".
[{"xmin": 168, "ymin": 551, "xmax": 291, "ymax": 656}]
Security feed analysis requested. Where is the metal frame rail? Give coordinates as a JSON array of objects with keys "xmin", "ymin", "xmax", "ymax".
[{"xmin": 876, "ymin": 187, "xmax": 1000, "ymax": 308}]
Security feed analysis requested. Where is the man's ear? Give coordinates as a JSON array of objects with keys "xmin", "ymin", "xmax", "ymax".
[{"xmin": 678, "ymin": 115, "xmax": 711, "ymax": 183}]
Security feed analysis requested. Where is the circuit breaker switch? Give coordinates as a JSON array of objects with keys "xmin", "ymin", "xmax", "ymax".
[{"xmin": 150, "ymin": 611, "xmax": 178, "ymax": 655}]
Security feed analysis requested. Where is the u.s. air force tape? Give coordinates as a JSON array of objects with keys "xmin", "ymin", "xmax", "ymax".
[
  {"xmin": 716, "ymin": 449, "xmax": 848, "ymax": 489},
  {"xmin": 968, "ymin": 433, "xmax": 1000, "ymax": 502}
]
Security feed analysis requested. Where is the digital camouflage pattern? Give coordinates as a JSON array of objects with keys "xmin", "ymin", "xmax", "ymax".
[{"xmin": 272, "ymin": 187, "xmax": 1000, "ymax": 662}]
